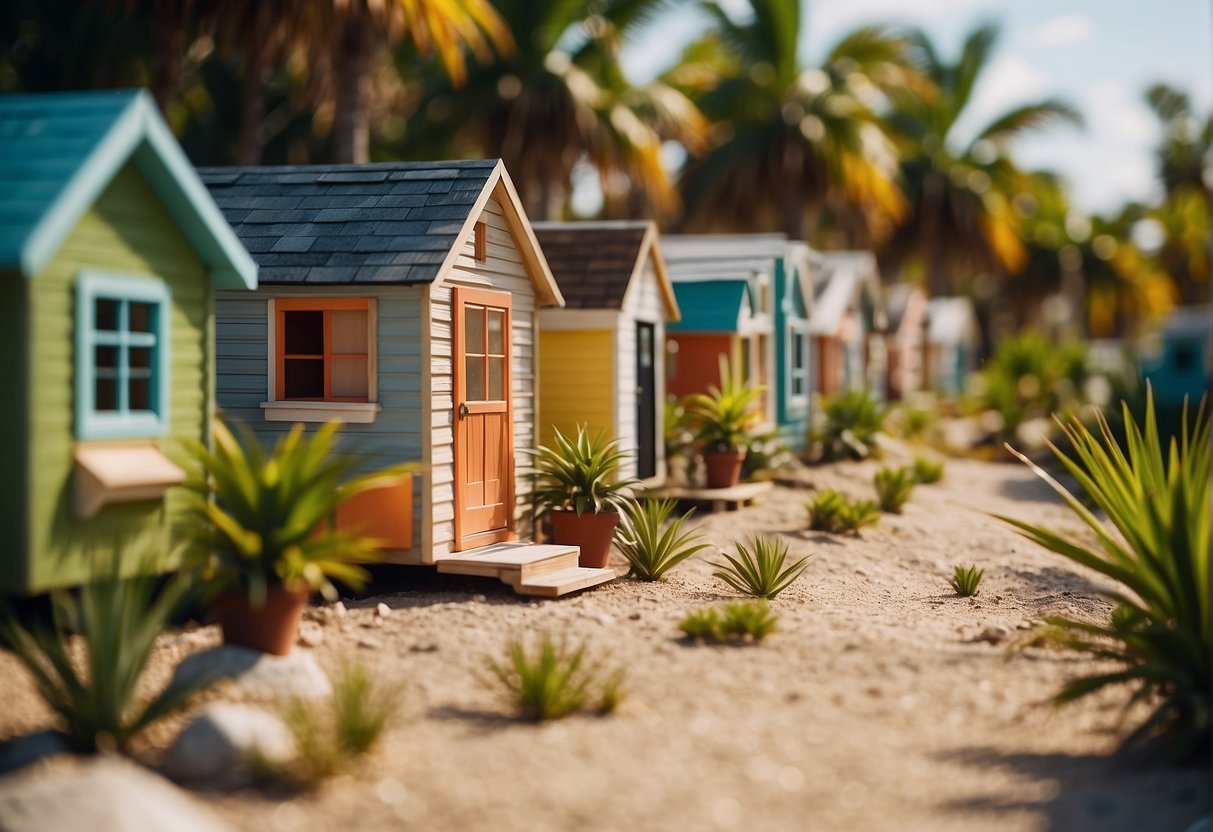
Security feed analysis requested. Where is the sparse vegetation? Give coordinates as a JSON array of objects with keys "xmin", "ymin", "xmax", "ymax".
[
  {"xmin": 895, "ymin": 403, "xmax": 936, "ymax": 441},
  {"xmin": 950, "ymin": 564, "xmax": 984, "ymax": 597},
  {"xmin": 712, "ymin": 536, "xmax": 809, "ymax": 599},
  {"xmin": 874, "ymin": 465, "xmax": 917, "ymax": 512},
  {"xmin": 999, "ymin": 394, "xmax": 1210, "ymax": 756},
  {"xmin": 974, "ymin": 332, "xmax": 1087, "ymax": 443},
  {"xmin": 912, "ymin": 456, "xmax": 945, "ymax": 484},
  {"xmin": 679, "ymin": 601, "xmax": 779, "ymax": 643},
  {"xmin": 813, "ymin": 389, "xmax": 888, "ymax": 461},
  {"xmin": 806, "ymin": 489, "xmax": 881, "ymax": 535},
  {"xmin": 486, "ymin": 634, "xmax": 624, "ymax": 722},
  {"xmin": 0, "ymin": 558, "xmax": 212, "ymax": 753},
  {"xmin": 615, "ymin": 499, "xmax": 710, "ymax": 581}
]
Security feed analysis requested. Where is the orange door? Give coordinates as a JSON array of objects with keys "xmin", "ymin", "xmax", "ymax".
[{"xmin": 453, "ymin": 287, "xmax": 514, "ymax": 551}]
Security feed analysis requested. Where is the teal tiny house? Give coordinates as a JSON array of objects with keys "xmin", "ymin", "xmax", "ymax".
[{"xmin": 0, "ymin": 90, "xmax": 257, "ymax": 594}]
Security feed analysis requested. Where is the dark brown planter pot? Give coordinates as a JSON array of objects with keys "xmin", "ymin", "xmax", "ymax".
[
  {"xmin": 703, "ymin": 450, "xmax": 746, "ymax": 489},
  {"xmin": 211, "ymin": 585, "xmax": 310, "ymax": 656},
  {"xmin": 549, "ymin": 509, "xmax": 620, "ymax": 569}
]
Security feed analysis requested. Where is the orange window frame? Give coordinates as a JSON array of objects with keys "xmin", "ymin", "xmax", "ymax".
[{"xmin": 274, "ymin": 297, "xmax": 373, "ymax": 402}]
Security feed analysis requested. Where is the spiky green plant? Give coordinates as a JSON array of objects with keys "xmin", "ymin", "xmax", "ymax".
[
  {"xmin": 912, "ymin": 456, "xmax": 945, "ymax": 484},
  {"xmin": 806, "ymin": 489, "xmax": 881, "ymax": 535},
  {"xmin": 684, "ymin": 356, "xmax": 765, "ymax": 452},
  {"xmin": 874, "ymin": 465, "xmax": 917, "ymax": 513},
  {"xmin": 950, "ymin": 564, "xmax": 984, "ymax": 597},
  {"xmin": 679, "ymin": 607, "xmax": 724, "ymax": 641},
  {"xmin": 0, "ymin": 558, "xmax": 212, "ymax": 753},
  {"xmin": 178, "ymin": 418, "xmax": 415, "ymax": 605},
  {"xmin": 530, "ymin": 426, "xmax": 638, "ymax": 516},
  {"xmin": 712, "ymin": 536, "xmax": 810, "ymax": 599},
  {"xmin": 615, "ymin": 499, "xmax": 710, "ymax": 581},
  {"xmin": 997, "ymin": 392, "xmax": 1209, "ymax": 756},
  {"xmin": 331, "ymin": 660, "xmax": 404, "ymax": 755},
  {"xmin": 486, "ymin": 634, "xmax": 622, "ymax": 722},
  {"xmin": 813, "ymin": 389, "xmax": 888, "ymax": 461},
  {"xmin": 679, "ymin": 601, "xmax": 779, "ymax": 643},
  {"xmin": 896, "ymin": 405, "xmax": 936, "ymax": 441}
]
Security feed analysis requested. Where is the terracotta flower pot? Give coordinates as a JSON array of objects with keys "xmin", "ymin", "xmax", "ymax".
[
  {"xmin": 703, "ymin": 449, "xmax": 746, "ymax": 489},
  {"xmin": 211, "ymin": 585, "xmax": 311, "ymax": 656},
  {"xmin": 549, "ymin": 509, "xmax": 620, "ymax": 569}
]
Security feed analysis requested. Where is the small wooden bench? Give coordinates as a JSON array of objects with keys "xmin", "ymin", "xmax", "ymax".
[{"xmin": 645, "ymin": 480, "xmax": 774, "ymax": 512}]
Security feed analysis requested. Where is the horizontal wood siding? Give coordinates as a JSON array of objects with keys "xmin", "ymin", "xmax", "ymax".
[
  {"xmin": 18, "ymin": 163, "xmax": 211, "ymax": 593},
  {"xmin": 214, "ymin": 283, "xmax": 426, "ymax": 556},
  {"xmin": 537, "ymin": 329, "xmax": 614, "ymax": 448},
  {"xmin": 429, "ymin": 196, "xmax": 538, "ymax": 558},
  {"xmin": 617, "ymin": 256, "xmax": 667, "ymax": 480}
]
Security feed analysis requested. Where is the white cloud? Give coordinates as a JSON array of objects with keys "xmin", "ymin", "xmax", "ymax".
[
  {"xmin": 950, "ymin": 52, "xmax": 1052, "ymax": 146},
  {"xmin": 1032, "ymin": 14, "xmax": 1092, "ymax": 48},
  {"xmin": 1085, "ymin": 81, "xmax": 1156, "ymax": 145}
]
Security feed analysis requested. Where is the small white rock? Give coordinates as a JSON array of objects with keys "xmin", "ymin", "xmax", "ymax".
[
  {"xmin": 375, "ymin": 602, "xmax": 392, "ymax": 618},
  {"xmin": 162, "ymin": 704, "xmax": 294, "ymax": 786},
  {"xmin": 171, "ymin": 645, "xmax": 332, "ymax": 700},
  {"xmin": 332, "ymin": 601, "xmax": 348, "ymax": 618}
]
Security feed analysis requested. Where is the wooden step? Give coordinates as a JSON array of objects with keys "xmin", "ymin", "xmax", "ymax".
[
  {"xmin": 511, "ymin": 566, "xmax": 618, "ymax": 598},
  {"xmin": 434, "ymin": 542, "xmax": 580, "ymax": 582}
]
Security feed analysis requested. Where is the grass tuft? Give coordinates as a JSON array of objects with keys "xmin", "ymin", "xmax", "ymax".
[
  {"xmin": 712, "ymin": 535, "xmax": 809, "ymax": 599},
  {"xmin": 950, "ymin": 564, "xmax": 984, "ymax": 597},
  {"xmin": 486, "ymin": 634, "xmax": 624, "ymax": 722},
  {"xmin": 806, "ymin": 489, "xmax": 881, "ymax": 535},
  {"xmin": 679, "ymin": 601, "xmax": 779, "ymax": 643},
  {"xmin": 874, "ymin": 465, "xmax": 917, "ymax": 513},
  {"xmin": 912, "ymin": 456, "xmax": 945, "ymax": 484}
]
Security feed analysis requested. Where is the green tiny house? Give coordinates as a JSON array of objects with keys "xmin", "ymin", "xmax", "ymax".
[{"xmin": 0, "ymin": 90, "xmax": 257, "ymax": 594}]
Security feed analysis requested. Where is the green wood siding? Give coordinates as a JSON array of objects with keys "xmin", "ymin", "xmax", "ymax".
[{"xmin": 10, "ymin": 162, "xmax": 212, "ymax": 594}]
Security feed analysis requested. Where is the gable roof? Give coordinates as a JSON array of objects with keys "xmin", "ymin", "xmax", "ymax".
[
  {"xmin": 199, "ymin": 159, "xmax": 561, "ymax": 304},
  {"xmin": 668, "ymin": 279, "xmax": 749, "ymax": 333},
  {"xmin": 661, "ymin": 233, "xmax": 785, "ymax": 283},
  {"xmin": 0, "ymin": 89, "xmax": 256, "ymax": 288},
  {"xmin": 531, "ymin": 220, "xmax": 678, "ymax": 320},
  {"xmin": 807, "ymin": 251, "xmax": 888, "ymax": 336}
]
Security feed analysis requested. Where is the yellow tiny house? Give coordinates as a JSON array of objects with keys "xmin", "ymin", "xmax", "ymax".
[{"xmin": 534, "ymin": 221, "xmax": 679, "ymax": 486}]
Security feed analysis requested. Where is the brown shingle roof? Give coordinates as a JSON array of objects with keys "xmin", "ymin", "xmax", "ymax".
[{"xmin": 532, "ymin": 222, "xmax": 651, "ymax": 310}]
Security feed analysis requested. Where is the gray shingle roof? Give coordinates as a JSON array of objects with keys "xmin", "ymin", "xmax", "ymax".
[
  {"xmin": 198, "ymin": 160, "xmax": 498, "ymax": 285},
  {"xmin": 531, "ymin": 221, "xmax": 649, "ymax": 310}
]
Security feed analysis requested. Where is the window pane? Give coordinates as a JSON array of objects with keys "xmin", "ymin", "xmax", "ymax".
[
  {"xmin": 284, "ymin": 310, "xmax": 324, "ymax": 355},
  {"xmin": 95, "ymin": 345, "xmax": 118, "ymax": 371},
  {"xmin": 331, "ymin": 357, "xmax": 368, "ymax": 398},
  {"xmin": 464, "ymin": 306, "xmax": 484, "ymax": 354},
  {"xmin": 284, "ymin": 358, "xmax": 324, "ymax": 398},
  {"xmin": 330, "ymin": 309, "xmax": 367, "ymax": 355},
  {"xmin": 95, "ymin": 378, "xmax": 117, "ymax": 411},
  {"xmin": 129, "ymin": 378, "xmax": 151, "ymax": 410},
  {"xmin": 129, "ymin": 302, "xmax": 154, "ymax": 333},
  {"xmin": 465, "ymin": 356, "xmax": 485, "ymax": 401},
  {"xmin": 487, "ymin": 309, "xmax": 504, "ymax": 355},
  {"xmin": 130, "ymin": 346, "xmax": 152, "ymax": 371},
  {"xmin": 94, "ymin": 298, "xmax": 119, "ymax": 331},
  {"xmin": 487, "ymin": 356, "xmax": 505, "ymax": 400},
  {"xmin": 793, "ymin": 334, "xmax": 805, "ymax": 369}
]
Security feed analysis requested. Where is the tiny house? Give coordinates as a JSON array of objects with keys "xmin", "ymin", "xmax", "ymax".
[
  {"xmin": 1142, "ymin": 304, "xmax": 1212, "ymax": 407},
  {"xmin": 532, "ymin": 221, "xmax": 680, "ymax": 486},
  {"xmin": 925, "ymin": 297, "xmax": 980, "ymax": 394},
  {"xmin": 807, "ymin": 252, "xmax": 888, "ymax": 398},
  {"xmin": 0, "ymin": 90, "xmax": 258, "ymax": 594},
  {"xmin": 884, "ymin": 284, "xmax": 929, "ymax": 400},
  {"xmin": 204, "ymin": 160, "xmax": 614, "ymax": 596},
  {"xmin": 773, "ymin": 242, "xmax": 816, "ymax": 449}
]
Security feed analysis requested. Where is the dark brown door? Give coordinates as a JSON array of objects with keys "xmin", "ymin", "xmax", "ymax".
[{"xmin": 636, "ymin": 321, "xmax": 657, "ymax": 479}]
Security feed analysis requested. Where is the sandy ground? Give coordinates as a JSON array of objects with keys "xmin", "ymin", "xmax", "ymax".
[{"xmin": 0, "ymin": 448, "xmax": 1209, "ymax": 832}]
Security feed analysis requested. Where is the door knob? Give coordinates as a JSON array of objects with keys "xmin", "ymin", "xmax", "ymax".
[{"xmin": 458, "ymin": 402, "xmax": 469, "ymax": 420}]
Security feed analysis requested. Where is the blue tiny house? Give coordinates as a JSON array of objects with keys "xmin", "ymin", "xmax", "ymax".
[{"xmin": 0, "ymin": 90, "xmax": 257, "ymax": 594}]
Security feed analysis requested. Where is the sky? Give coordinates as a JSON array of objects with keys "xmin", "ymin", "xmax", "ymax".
[{"xmin": 611, "ymin": 0, "xmax": 1213, "ymax": 218}]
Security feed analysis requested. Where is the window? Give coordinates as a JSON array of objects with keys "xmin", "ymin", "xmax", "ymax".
[
  {"xmin": 788, "ymin": 322, "xmax": 810, "ymax": 409},
  {"xmin": 274, "ymin": 298, "xmax": 374, "ymax": 402},
  {"xmin": 474, "ymin": 221, "xmax": 487, "ymax": 262},
  {"xmin": 75, "ymin": 272, "xmax": 170, "ymax": 440},
  {"xmin": 461, "ymin": 301, "xmax": 508, "ymax": 402}
]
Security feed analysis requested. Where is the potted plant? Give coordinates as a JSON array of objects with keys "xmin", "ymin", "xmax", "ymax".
[
  {"xmin": 178, "ymin": 418, "xmax": 413, "ymax": 655},
  {"xmin": 684, "ymin": 358, "xmax": 764, "ymax": 488},
  {"xmin": 531, "ymin": 426, "xmax": 638, "ymax": 568}
]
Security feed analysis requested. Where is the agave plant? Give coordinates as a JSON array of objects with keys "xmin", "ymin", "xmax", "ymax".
[
  {"xmin": 0, "ymin": 558, "xmax": 212, "ymax": 752},
  {"xmin": 912, "ymin": 456, "xmax": 945, "ymax": 484},
  {"xmin": 874, "ymin": 465, "xmax": 917, "ymax": 513},
  {"xmin": 813, "ymin": 389, "xmax": 888, "ymax": 461},
  {"xmin": 684, "ymin": 357, "xmax": 765, "ymax": 453},
  {"xmin": 530, "ymin": 426, "xmax": 637, "ymax": 516},
  {"xmin": 615, "ymin": 499, "xmax": 710, "ymax": 581},
  {"xmin": 712, "ymin": 535, "xmax": 810, "ymax": 599},
  {"xmin": 997, "ymin": 392, "xmax": 1209, "ymax": 756},
  {"xmin": 178, "ymin": 418, "xmax": 415, "ymax": 605}
]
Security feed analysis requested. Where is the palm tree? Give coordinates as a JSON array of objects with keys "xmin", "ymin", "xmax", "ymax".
[
  {"xmin": 672, "ymin": 1, "xmax": 924, "ymax": 241},
  {"xmin": 403, "ymin": 0, "xmax": 705, "ymax": 220},
  {"xmin": 882, "ymin": 23, "xmax": 1082, "ymax": 298}
]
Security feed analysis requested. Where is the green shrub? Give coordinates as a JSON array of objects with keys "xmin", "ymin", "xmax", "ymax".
[
  {"xmin": 531, "ymin": 426, "xmax": 637, "ymax": 516},
  {"xmin": 813, "ymin": 389, "xmax": 888, "ymax": 461},
  {"xmin": 912, "ymin": 456, "xmax": 945, "ymax": 484},
  {"xmin": 712, "ymin": 536, "xmax": 809, "ymax": 599},
  {"xmin": 806, "ymin": 489, "xmax": 881, "ymax": 535},
  {"xmin": 895, "ymin": 404, "xmax": 936, "ymax": 441},
  {"xmin": 486, "ymin": 634, "xmax": 623, "ymax": 721},
  {"xmin": 679, "ymin": 601, "xmax": 779, "ymax": 643},
  {"xmin": 874, "ymin": 465, "xmax": 917, "ymax": 513},
  {"xmin": 977, "ymin": 332, "xmax": 1088, "ymax": 442},
  {"xmin": 0, "ymin": 559, "xmax": 211, "ymax": 753},
  {"xmin": 679, "ymin": 607, "xmax": 723, "ymax": 640},
  {"xmin": 741, "ymin": 428, "xmax": 794, "ymax": 481},
  {"xmin": 950, "ymin": 564, "xmax": 984, "ymax": 597},
  {"xmin": 615, "ymin": 499, "xmax": 710, "ymax": 581},
  {"xmin": 997, "ymin": 394, "xmax": 1209, "ymax": 756}
]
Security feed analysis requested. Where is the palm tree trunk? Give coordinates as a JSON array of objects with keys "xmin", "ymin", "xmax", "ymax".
[
  {"xmin": 921, "ymin": 171, "xmax": 947, "ymax": 298},
  {"xmin": 333, "ymin": 5, "xmax": 371, "ymax": 164},
  {"xmin": 780, "ymin": 136, "xmax": 806, "ymax": 239},
  {"xmin": 150, "ymin": 0, "xmax": 193, "ymax": 113},
  {"xmin": 236, "ymin": 37, "xmax": 269, "ymax": 165}
]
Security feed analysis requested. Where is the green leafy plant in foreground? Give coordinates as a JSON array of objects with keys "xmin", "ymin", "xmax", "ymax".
[
  {"xmin": 950, "ymin": 564, "xmax": 984, "ymax": 597},
  {"xmin": 615, "ymin": 499, "xmax": 710, "ymax": 581},
  {"xmin": 806, "ymin": 489, "xmax": 881, "ymax": 535},
  {"xmin": 813, "ymin": 389, "xmax": 888, "ymax": 461},
  {"xmin": 680, "ymin": 601, "xmax": 779, "ymax": 643},
  {"xmin": 912, "ymin": 456, "xmax": 945, "ymax": 484},
  {"xmin": 997, "ymin": 392, "xmax": 1209, "ymax": 756},
  {"xmin": 530, "ymin": 425, "xmax": 638, "ymax": 516},
  {"xmin": 486, "ymin": 634, "xmax": 624, "ymax": 721},
  {"xmin": 712, "ymin": 535, "xmax": 810, "ymax": 599},
  {"xmin": 874, "ymin": 465, "xmax": 917, "ymax": 513},
  {"xmin": 0, "ymin": 559, "xmax": 211, "ymax": 752}
]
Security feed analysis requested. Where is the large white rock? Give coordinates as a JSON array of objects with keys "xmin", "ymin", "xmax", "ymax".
[
  {"xmin": 0, "ymin": 756, "xmax": 233, "ymax": 832},
  {"xmin": 170, "ymin": 645, "xmax": 332, "ymax": 700},
  {"xmin": 161, "ymin": 703, "xmax": 295, "ymax": 786}
]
